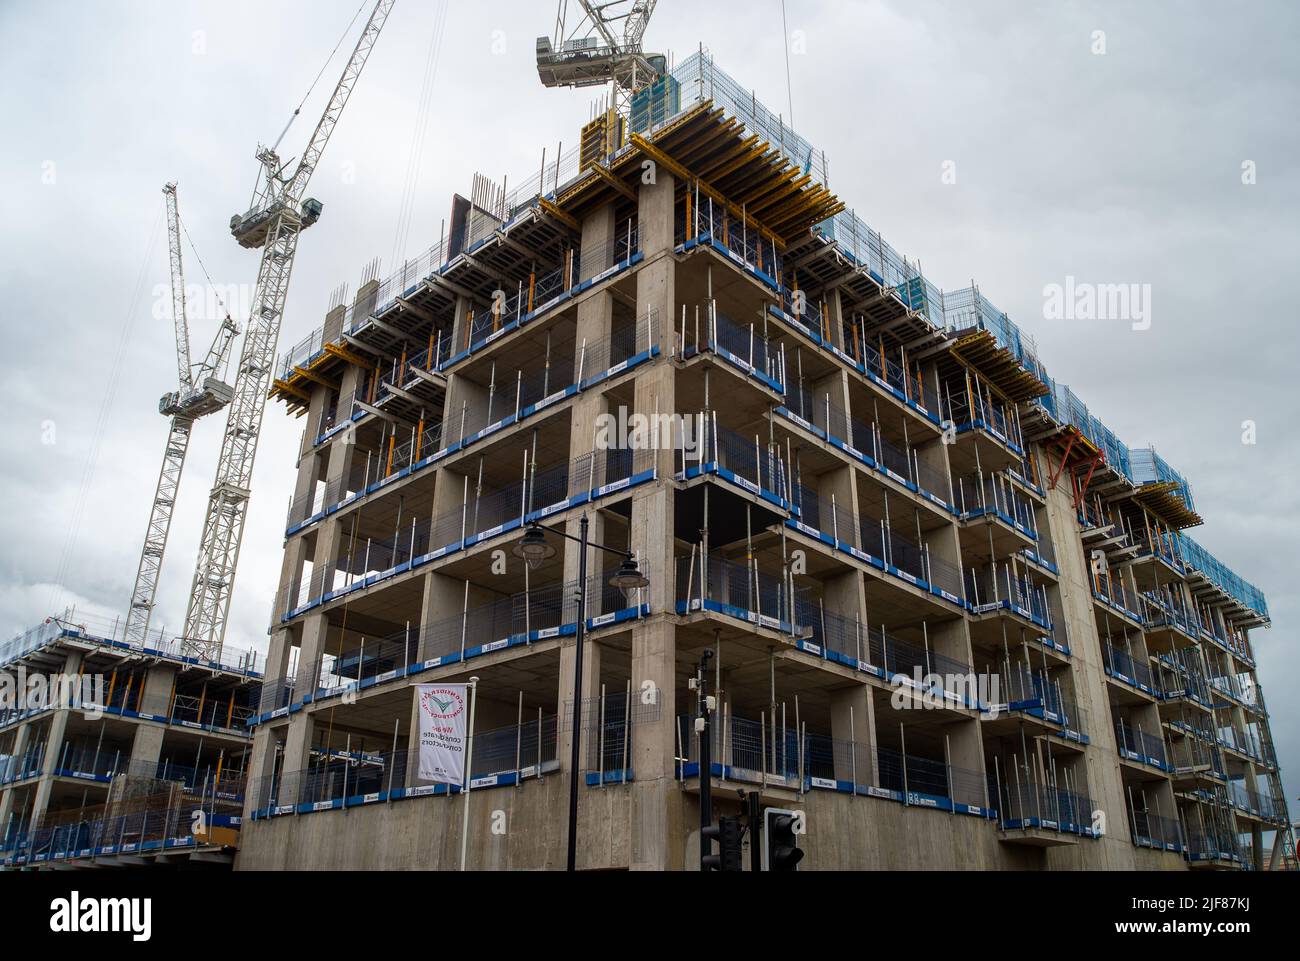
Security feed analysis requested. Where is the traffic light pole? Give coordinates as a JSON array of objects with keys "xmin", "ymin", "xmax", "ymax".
[{"xmin": 696, "ymin": 649, "xmax": 715, "ymax": 871}]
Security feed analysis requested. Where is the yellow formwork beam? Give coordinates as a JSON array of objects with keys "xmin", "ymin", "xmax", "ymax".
[
  {"xmin": 698, "ymin": 135, "xmax": 767, "ymax": 182},
  {"xmin": 630, "ymin": 132, "xmax": 786, "ymax": 249},
  {"xmin": 294, "ymin": 366, "xmax": 340, "ymax": 391},
  {"xmin": 585, "ymin": 161, "xmax": 638, "ymax": 203},
  {"xmin": 322, "ymin": 342, "xmax": 372, "ymax": 369},
  {"xmin": 271, "ymin": 378, "xmax": 311, "ymax": 403},
  {"xmin": 538, "ymin": 197, "xmax": 580, "ymax": 231},
  {"xmin": 745, "ymin": 169, "xmax": 811, "ymax": 212}
]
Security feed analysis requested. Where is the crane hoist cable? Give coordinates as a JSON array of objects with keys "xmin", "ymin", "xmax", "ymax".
[
  {"xmin": 178, "ymin": 214, "xmax": 234, "ymax": 325},
  {"xmin": 391, "ymin": 0, "xmax": 448, "ymax": 269},
  {"xmin": 270, "ymin": 0, "xmax": 369, "ymax": 153},
  {"xmin": 780, "ymin": 0, "xmax": 795, "ymax": 128}
]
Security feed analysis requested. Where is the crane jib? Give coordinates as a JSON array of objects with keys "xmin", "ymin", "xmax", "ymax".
[{"xmin": 181, "ymin": 0, "xmax": 397, "ymax": 658}]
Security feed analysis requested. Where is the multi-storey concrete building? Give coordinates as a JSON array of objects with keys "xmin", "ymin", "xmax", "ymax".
[
  {"xmin": 237, "ymin": 52, "xmax": 1290, "ymax": 871},
  {"xmin": 1, "ymin": 615, "xmax": 261, "ymax": 867}
]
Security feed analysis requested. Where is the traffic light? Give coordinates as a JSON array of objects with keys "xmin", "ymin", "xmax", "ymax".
[
  {"xmin": 763, "ymin": 807, "xmax": 804, "ymax": 871},
  {"xmin": 701, "ymin": 815, "xmax": 744, "ymax": 872},
  {"xmin": 701, "ymin": 821, "xmax": 720, "ymax": 871},
  {"xmin": 718, "ymin": 816, "xmax": 744, "ymax": 871}
]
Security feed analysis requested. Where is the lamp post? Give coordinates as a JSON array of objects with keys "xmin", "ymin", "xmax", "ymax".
[{"xmin": 513, "ymin": 513, "xmax": 649, "ymax": 872}]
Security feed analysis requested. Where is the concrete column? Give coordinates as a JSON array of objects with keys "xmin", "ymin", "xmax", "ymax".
[
  {"xmin": 337, "ymin": 361, "xmax": 364, "ymax": 412},
  {"xmin": 824, "ymin": 288, "xmax": 847, "ymax": 351},
  {"xmin": 128, "ymin": 664, "xmax": 176, "ymax": 770},
  {"xmin": 636, "ymin": 172, "xmax": 676, "ymax": 353},
  {"xmin": 916, "ymin": 423, "xmax": 956, "ymax": 505},
  {"xmin": 557, "ymin": 636, "xmax": 603, "ymax": 777},
  {"xmin": 561, "ymin": 289, "xmax": 610, "ymax": 605},
  {"xmin": 629, "ymin": 174, "xmax": 677, "ymax": 631},
  {"xmin": 443, "ymin": 372, "xmax": 490, "ymax": 447},
  {"xmin": 281, "ymin": 712, "xmax": 316, "ymax": 789},
  {"xmin": 417, "ymin": 570, "xmax": 466, "ymax": 663},
  {"xmin": 274, "ymin": 537, "xmax": 311, "ymax": 623},
  {"xmin": 639, "ymin": 171, "xmax": 676, "ymax": 259},
  {"xmin": 578, "ymin": 203, "xmax": 617, "ymax": 282},
  {"xmin": 564, "ymin": 177, "xmax": 612, "ymax": 589},
  {"xmin": 301, "ymin": 384, "xmax": 331, "ymax": 461},
  {"xmin": 354, "ymin": 278, "xmax": 381, "ymax": 324},
  {"xmin": 261, "ymin": 626, "xmax": 294, "ymax": 703},
  {"xmin": 630, "ymin": 481, "xmax": 673, "ymax": 617},
  {"xmin": 136, "ymin": 663, "xmax": 176, "ymax": 719},
  {"xmin": 308, "ymin": 518, "xmax": 347, "ymax": 603},
  {"xmin": 277, "ymin": 440, "xmax": 321, "ymax": 621},
  {"xmin": 925, "ymin": 511, "xmax": 966, "ymax": 603},
  {"xmin": 815, "ymin": 462, "xmax": 855, "ymax": 532},
  {"xmin": 574, "ymin": 300, "xmax": 613, "ymax": 390},
  {"xmin": 0, "ymin": 722, "xmax": 33, "ymax": 828},
  {"xmin": 562, "ymin": 204, "xmax": 621, "ymax": 608},
  {"xmin": 31, "ymin": 653, "xmax": 81, "ymax": 825},
  {"xmin": 629, "ymin": 618, "xmax": 679, "ymax": 870},
  {"xmin": 293, "ymin": 612, "xmax": 331, "ymax": 697},
  {"xmin": 626, "ymin": 268, "xmax": 677, "ymax": 613},
  {"xmin": 321, "ymin": 415, "xmax": 357, "ymax": 494},
  {"xmin": 288, "ymin": 447, "xmax": 322, "ymax": 524},
  {"xmin": 323, "ymin": 302, "xmax": 347, "ymax": 346},
  {"xmin": 927, "ymin": 612, "xmax": 976, "ymax": 678},
  {"xmin": 450, "ymin": 294, "xmax": 473, "ymax": 357},
  {"xmin": 1041, "ymin": 477, "xmax": 1136, "ymax": 868},
  {"xmin": 248, "ymin": 622, "xmax": 299, "ymax": 806},
  {"xmin": 129, "ymin": 725, "xmax": 166, "ymax": 773},
  {"xmin": 943, "ymin": 717, "xmax": 985, "ymax": 799},
  {"xmin": 812, "ymin": 368, "xmax": 850, "ymax": 432},
  {"xmin": 431, "ymin": 461, "xmax": 469, "ymax": 531},
  {"xmin": 831, "ymin": 682, "xmax": 878, "ymax": 786},
  {"xmin": 821, "ymin": 568, "xmax": 866, "ymax": 639},
  {"xmin": 406, "ymin": 686, "xmax": 424, "ymax": 788},
  {"xmin": 563, "ymin": 508, "xmax": 607, "ymax": 615},
  {"xmin": 244, "ymin": 725, "xmax": 283, "ymax": 817}
]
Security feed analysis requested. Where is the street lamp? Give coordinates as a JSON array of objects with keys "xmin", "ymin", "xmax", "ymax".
[
  {"xmin": 513, "ymin": 524, "xmax": 556, "ymax": 570},
  {"xmin": 512, "ymin": 513, "xmax": 649, "ymax": 871}
]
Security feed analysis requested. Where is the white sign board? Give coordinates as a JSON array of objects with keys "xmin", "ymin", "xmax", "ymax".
[{"xmin": 415, "ymin": 684, "xmax": 469, "ymax": 785}]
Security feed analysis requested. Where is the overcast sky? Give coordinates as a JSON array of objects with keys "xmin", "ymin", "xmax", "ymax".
[{"xmin": 1, "ymin": 1, "xmax": 1296, "ymax": 809}]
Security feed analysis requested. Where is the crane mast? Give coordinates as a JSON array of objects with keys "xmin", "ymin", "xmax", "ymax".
[
  {"xmin": 182, "ymin": 0, "xmax": 396, "ymax": 659},
  {"xmin": 124, "ymin": 183, "xmax": 239, "ymax": 645}
]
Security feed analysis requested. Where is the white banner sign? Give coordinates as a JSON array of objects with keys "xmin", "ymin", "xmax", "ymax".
[{"xmin": 416, "ymin": 684, "xmax": 469, "ymax": 785}]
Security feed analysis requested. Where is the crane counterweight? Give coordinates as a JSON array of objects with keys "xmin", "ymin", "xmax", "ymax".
[{"xmin": 230, "ymin": 196, "xmax": 323, "ymax": 250}]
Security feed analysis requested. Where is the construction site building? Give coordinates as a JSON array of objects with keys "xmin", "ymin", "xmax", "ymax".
[
  {"xmin": 223, "ymin": 51, "xmax": 1286, "ymax": 870},
  {"xmin": 1, "ymin": 615, "xmax": 261, "ymax": 868}
]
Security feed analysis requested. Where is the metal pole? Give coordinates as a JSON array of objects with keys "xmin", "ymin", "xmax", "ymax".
[
  {"xmin": 566, "ymin": 515, "xmax": 590, "ymax": 872},
  {"xmin": 459, "ymin": 676, "xmax": 480, "ymax": 871}
]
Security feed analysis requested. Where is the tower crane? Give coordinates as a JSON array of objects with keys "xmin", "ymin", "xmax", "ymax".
[
  {"xmin": 124, "ymin": 183, "xmax": 239, "ymax": 646},
  {"xmin": 536, "ymin": 1, "xmax": 663, "ymax": 115},
  {"xmin": 182, "ymin": 0, "xmax": 397, "ymax": 659}
]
